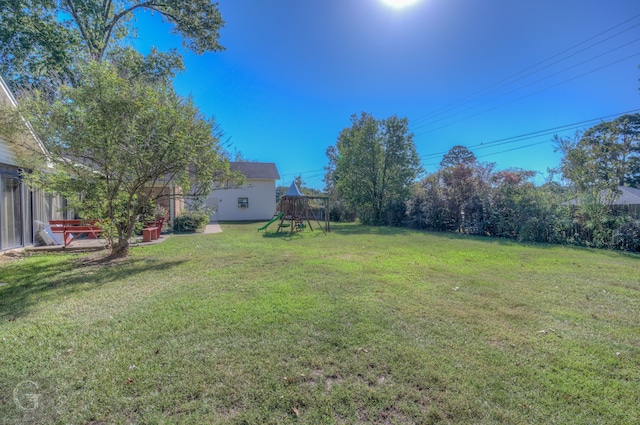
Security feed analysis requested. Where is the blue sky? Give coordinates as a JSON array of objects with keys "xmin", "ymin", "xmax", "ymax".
[{"xmin": 134, "ymin": 0, "xmax": 640, "ymax": 189}]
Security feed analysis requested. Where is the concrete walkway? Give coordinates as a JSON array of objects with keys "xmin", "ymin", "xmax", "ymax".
[
  {"xmin": 24, "ymin": 222, "xmax": 221, "ymax": 254},
  {"xmin": 203, "ymin": 221, "xmax": 222, "ymax": 234},
  {"xmin": 27, "ymin": 234, "xmax": 169, "ymax": 253}
]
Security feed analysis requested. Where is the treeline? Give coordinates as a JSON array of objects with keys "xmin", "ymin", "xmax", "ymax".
[
  {"xmin": 406, "ymin": 161, "xmax": 639, "ymax": 251},
  {"xmin": 325, "ymin": 113, "xmax": 640, "ymax": 252}
]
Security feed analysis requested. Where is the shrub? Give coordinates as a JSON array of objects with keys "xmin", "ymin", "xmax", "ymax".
[
  {"xmin": 613, "ymin": 220, "xmax": 640, "ymax": 252},
  {"xmin": 329, "ymin": 202, "xmax": 356, "ymax": 222},
  {"xmin": 386, "ymin": 199, "xmax": 408, "ymax": 227},
  {"xmin": 174, "ymin": 210, "xmax": 209, "ymax": 232}
]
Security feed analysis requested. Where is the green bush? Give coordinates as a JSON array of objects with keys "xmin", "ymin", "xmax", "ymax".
[
  {"xmin": 174, "ymin": 210, "xmax": 209, "ymax": 232},
  {"xmin": 613, "ymin": 220, "xmax": 640, "ymax": 252}
]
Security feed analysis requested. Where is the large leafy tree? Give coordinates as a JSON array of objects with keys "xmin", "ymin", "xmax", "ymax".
[
  {"xmin": 439, "ymin": 144, "xmax": 477, "ymax": 168},
  {"xmin": 325, "ymin": 113, "xmax": 421, "ymax": 225},
  {"xmin": 432, "ymin": 146, "xmax": 487, "ymax": 231},
  {"xmin": 556, "ymin": 113, "xmax": 640, "ymax": 192},
  {"xmin": 0, "ymin": 0, "xmax": 81, "ymax": 91},
  {"xmin": 13, "ymin": 61, "xmax": 232, "ymax": 257},
  {"xmin": 0, "ymin": 0, "xmax": 225, "ymax": 91}
]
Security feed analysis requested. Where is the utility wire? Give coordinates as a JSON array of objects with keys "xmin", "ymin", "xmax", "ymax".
[
  {"xmin": 420, "ymin": 108, "xmax": 640, "ymax": 169},
  {"xmin": 411, "ymin": 14, "xmax": 640, "ymax": 127},
  {"xmin": 423, "ymin": 140, "xmax": 553, "ymax": 168},
  {"xmin": 412, "ymin": 37, "xmax": 640, "ymax": 132},
  {"xmin": 283, "ymin": 109, "xmax": 640, "ymax": 185},
  {"xmin": 418, "ymin": 107, "xmax": 640, "ymax": 160},
  {"xmin": 415, "ymin": 51, "xmax": 640, "ymax": 138}
]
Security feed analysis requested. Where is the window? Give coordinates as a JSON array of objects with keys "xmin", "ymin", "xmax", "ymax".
[
  {"xmin": 1, "ymin": 175, "xmax": 23, "ymax": 249},
  {"xmin": 238, "ymin": 197, "xmax": 249, "ymax": 208}
]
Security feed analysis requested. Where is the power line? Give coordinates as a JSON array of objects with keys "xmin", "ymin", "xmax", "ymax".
[
  {"xmin": 419, "ymin": 108, "xmax": 640, "ymax": 166},
  {"xmin": 423, "ymin": 140, "xmax": 553, "ymax": 168},
  {"xmin": 414, "ymin": 51, "xmax": 640, "ymax": 138},
  {"xmin": 412, "ymin": 15, "xmax": 640, "ymax": 135},
  {"xmin": 412, "ymin": 37, "xmax": 640, "ymax": 133},
  {"xmin": 411, "ymin": 14, "xmax": 640, "ymax": 127},
  {"xmin": 279, "ymin": 168, "xmax": 325, "ymax": 178}
]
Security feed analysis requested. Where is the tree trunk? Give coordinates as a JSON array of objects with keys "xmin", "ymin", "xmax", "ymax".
[
  {"xmin": 109, "ymin": 238, "xmax": 129, "ymax": 258},
  {"xmin": 109, "ymin": 223, "xmax": 135, "ymax": 258}
]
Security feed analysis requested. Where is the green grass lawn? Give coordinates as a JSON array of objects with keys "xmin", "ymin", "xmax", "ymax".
[{"xmin": 1, "ymin": 223, "xmax": 639, "ymax": 424}]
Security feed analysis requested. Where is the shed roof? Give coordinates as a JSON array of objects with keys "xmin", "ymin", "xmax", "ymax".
[
  {"xmin": 566, "ymin": 186, "xmax": 640, "ymax": 206},
  {"xmin": 613, "ymin": 186, "xmax": 640, "ymax": 205},
  {"xmin": 230, "ymin": 162, "xmax": 280, "ymax": 180}
]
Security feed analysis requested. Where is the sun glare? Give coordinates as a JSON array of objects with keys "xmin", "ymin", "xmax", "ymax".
[{"xmin": 381, "ymin": 0, "xmax": 421, "ymax": 8}]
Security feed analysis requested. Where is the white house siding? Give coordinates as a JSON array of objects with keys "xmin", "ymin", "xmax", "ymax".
[
  {"xmin": 0, "ymin": 141, "xmax": 17, "ymax": 165},
  {"xmin": 0, "ymin": 76, "xmax": 69, "ymax": 251},
  {"xmin": 211, "ymin": 180, "xmax": 277, "ymax": 221}
]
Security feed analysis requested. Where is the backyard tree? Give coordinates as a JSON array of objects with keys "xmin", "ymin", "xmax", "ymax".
[
  {"xmin": 556, "ymin": 113, "xmax": 640, "ymax": 191},
  {"xmin": 325, "ymin": 113, "xmax": 421, "ymax": 225},
  {"xmin": 439, "ymin": 144, "xmax": 477, "ymax": 168},
  {"xmin": 0, "ymin": 0, "xmax": 81, "ymax": 92},
  {"xmin": 15, "ymin": 61, "xmax": 232, "ymax": 257},
  {"xmin": 0, "ymin": 0, "xmax": 225, "ymax": 92}
]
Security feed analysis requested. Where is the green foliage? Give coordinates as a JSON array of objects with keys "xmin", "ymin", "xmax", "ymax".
[
  {"xmin": 571, "ymin": 197, "xmax": 626, "ymax": 249},
  {"xmin": 408, "ymin": 151, "xmax": 494, "ymax": 233},
  {"xmin": 0, "ymin": 0, "xmax": 82, "ymax": 93},
  {"xmin": 328, "ymin": 201, "xmax": 356, "ymax": 222},
  {"xmin": 0, "ymin": 0, "xmax": 224, "ymax": 92},
  {"xmin": 613, "ymin": 219, "xmax": 640, "ymax": 252},
  {"xmin": 556, "ymin": 114, "xmax": 640, "ymax": 190},
  {"xmin": 325, "ymin": 112, "xmax": 421, "ymax": 225},
  {"xmin": 173, "ymin": 209, "xmax": 209, "ymax": 232},
  {"xmin": 107, "ymin": 46, "xmax": 185, "ymax": 84},
  {"xmin": 408, "ymin": 157, "xmax": 593, "ymax": 247},
  {"xmin": 385, "ymin": 199, "xmax": 408, "ymax": 227},
  {"xmin": 439, "ymin": 144, "xmax": 477, "ymax": 168},
  {"xmin": 407, "ymin": 174, "xmax": 455, "ymax": 231},
  {"xmin": 17, "ymin": 60, "xmax": 231, "ymax": 256}
]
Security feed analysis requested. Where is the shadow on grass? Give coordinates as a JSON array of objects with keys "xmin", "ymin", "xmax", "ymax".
[
  {"xmin": 330, "ymin": 224, "xmax": 413, "ymax": 236},
  {"xmin": 0, "ymin": 255, "xmax": 187, "ymax": 321},
  {"xmin": 260, "ymin": 229, "xmax": 328, "ymax": 241},
  {"xmin": 259, "ymin": 223, "xmax": 412, "ymax": 238},
  {"xmin": 409, "ymin": 227, "xmax": 640, "ymax": 256}
]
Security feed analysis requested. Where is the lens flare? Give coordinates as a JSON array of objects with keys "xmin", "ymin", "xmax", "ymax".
[{"xmin": 381, "ymin": 0, "xmax": 421, "ymax": 8}]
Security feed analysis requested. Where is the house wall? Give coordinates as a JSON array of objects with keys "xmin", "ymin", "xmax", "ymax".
[
  {"xmin": 209, "ymin": 180, "xmax": 276, "ymax": 221},
  {"xmin": 1, "ymin": 78, "xmax": 69, "ymax": 251},
  {"xmin": 0, "ymin": 142, "xmax": 15, "ymax": 165}
]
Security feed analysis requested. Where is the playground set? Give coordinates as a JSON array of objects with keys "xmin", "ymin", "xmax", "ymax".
[{"xmin": 258, "ymin": 183, "xmax": 330, "ymax": 234}]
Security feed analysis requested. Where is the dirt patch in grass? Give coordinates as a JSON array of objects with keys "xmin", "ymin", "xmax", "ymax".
[
  {"xmin": 0, "ymin": 250, "xmax": 25, "ymax": 263},
  {"xmin": 72, "ymin": 252, "xmax": 133, "ymax": 267}
]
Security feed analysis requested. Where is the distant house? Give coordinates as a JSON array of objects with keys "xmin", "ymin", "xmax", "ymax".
[
  {"xmin": 567, "ymin": 186, "xmax": 640, "ymax": 218},
  {"xmin": 0, "ymin": 75, "xmax": 71, "ymax": 251},
  {"xmin": 206, "ymin": 162, "xmax": 280, "ymax": 221}
]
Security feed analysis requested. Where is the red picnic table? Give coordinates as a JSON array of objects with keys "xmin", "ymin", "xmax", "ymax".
[{"xmin": 49, "ymin": 220, "xmax": 102, "ymax": 246}]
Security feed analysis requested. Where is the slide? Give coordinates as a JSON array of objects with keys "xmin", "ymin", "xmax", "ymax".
[{"xmin": 258, "ymin": 212, "xmax": 284, "ymax": 231}]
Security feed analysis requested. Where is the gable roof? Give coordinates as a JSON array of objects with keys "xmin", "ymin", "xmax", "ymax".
[
  {"xmin": 566, "ymin": 186, "xmax": 640, "ymax": 206},
  {"xmin": 230, "ymin": 162, "xmax": 280, "ymax": 180}
]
